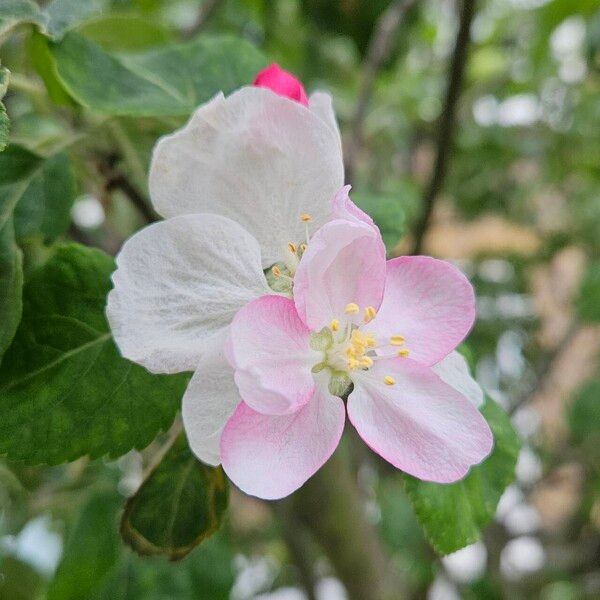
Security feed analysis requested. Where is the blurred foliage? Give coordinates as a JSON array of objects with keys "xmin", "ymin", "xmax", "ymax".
[{"xmin": 0, "ymin": 0, "xmax": 599, "ymax": 598}]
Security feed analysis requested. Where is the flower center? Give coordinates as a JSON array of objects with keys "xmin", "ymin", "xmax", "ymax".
[
  {"xmin": 310, "ymin": 302, "xmax": 411, "ymax": 397},
  {"xmin": 265, "ymin": 214, "xmax": 312, "ymax": 295}
]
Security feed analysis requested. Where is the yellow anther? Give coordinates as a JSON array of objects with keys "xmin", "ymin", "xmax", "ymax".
[
  {"xmin": 272, "ymin": 265, "xmax": 282, "ymax": 278},
  {"xmin": 359, "ymin": 356, "xmax": 374, "ymax": 368},
  {"xmin": 345, "ymin": 302, "xmax": 360, "ymax": 315},
  {"xmin": 300, "ymin": 213, "xmax": 312, "ymax": 222},
  {"xmin": 345, "ymin": 346, "xmax": 357, "ymax": 358},
  {"xmin": 288, "ymin": 242, "xmax": 297, "ymax": 254},
  {"xmin": 390, "ymin": 335, "xmax": 406, "ymax": 346},
  {"xmin": 300, "ymin": 243, "xmax": 307, "ymax": 252},
  {"xmin": 364, "ymin": 306, "xmax": 377, "ymax": 322},
  {"xmin": 397, "ymin": 348, "xmax": 410, "ymax": 357},
  {"xmin": 350, "ymin": 336, "xmax": 367, "ymax": 354},
  {"xmin": 330, "ymin": 319, "xmax": 340, "ymax": 332},
  {"xmin": 351, "ymin": 330, "xmax": 366, "ymax": 343},
  {"xmin": 384, "ymin": 376, "xmax": 396, "ymax": 386},
  {"xmin": 347, "ymin": 357, "xmax": 359, "ymax": 370},
  {"xmin": 365, "ymin": 334, "xmax": 377, "ymax": 348}
]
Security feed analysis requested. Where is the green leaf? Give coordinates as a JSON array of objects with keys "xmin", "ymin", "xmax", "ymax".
[
  {"xmin": 12, "ymin": 152, "xmax": 76, "ymax": 241},
  {"xmin": 0, "ymin": 219, "xmax": 23, "ymax": 362},
  {"xmin": 28, "ymin": 31, "xmax": 76, "ymax": 106},
  {"xmin": 94, "ymin": 534, "xmax": 235, "ymax": 600},
  {"xmin": 0, "ymin": 0, "xmax": 107, "ymax": 39},
  {"xmin": 568, "ymin": 379, "xmax": 600, "ymax": 458},
  {"xmin": 353, "ymin": 191, "xmax": 406, "ymax": 254},
  {"xmin": 0, "ymin": 104, "xmax": 8, "ymax": 153},
  {"xmin": 404, "ymin": 397, "xmax": 521, "ymax": 555},
  {"xmin": 121, "ymin": 433, "xmax": 229, "ymax": 560},
  {"xmin": 0, "ymin": 65, "xmax": 8, "ymax": 99},
  {"xmin": 0, "ymin": 555, "xmax": 47, "ymax": 600},
  {"xmin": 0, "ymin": 244, "xmax": 188, "ymax": 464},
  {"xmin": 76, "ymin": 14, "xmax": 173, "ymax": 52},
  {"xmin": 0, "ymin": 64, "xmax": 9, "ymax": 152},
  {"xmin": 0, "ymin": 0, "xmax": 46, "ymax": 38},
  {"xmin": 377, "ymin": 479, "xmax": 434, "ymax": 589},
  {"xmin": 47, "ymin": 490, "xmax": 122, "ymax": 600},
  {"xmin": 48, "ymin": 32, "xmax": 267, "ymax": 116},
  {"xmin": 44, "ymin": 0, "xmax": 109, "ymax": 39},
  {"xmin": 576, "ymin": 262, "xmax": 600, "ymax": 323},
  {"xmin": 0, "ymin": 145, "xmax": 76, "ymax": 242}
]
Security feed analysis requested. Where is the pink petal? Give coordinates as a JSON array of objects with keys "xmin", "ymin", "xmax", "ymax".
[
  {"xmin": 220, "ymin": 383, "xmax": 345, "ymax": 499},
  {"xmin": 348, "ymin": 358, "xmax": 493, "ymax": 483},
  {"xmin": 227, "ymin": 295, "xmax": 319, "ymax": 416},
  {"xmin": 331, "ymin": 185, "xmax": 377, "ymax": 230},
  {"xmin": 294, "ymin": 219, "xmax": 386, "ymax": 330},
  {"xmin": 368, "ymin": 256, "xmax": 476, "ymax": 366},
  {"xmin": 253, "ymin": 63, "xmax": 309, "ymax": 106}
]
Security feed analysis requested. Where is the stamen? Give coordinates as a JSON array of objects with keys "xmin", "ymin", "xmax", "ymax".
[
  {"xmin": 347, "ymin": 357, "xmax": 359, "ymax": 370},
  {"xmin": 300, "ymin": 213, "xmax": 312, "ymax": 222},
  {"xmin": 300, "ymin": 243, "xmax": 307, "ymax": 253},
  {"xmin": 330, "ymin": 319, "xmax": 340, "ymax": 332},
  {"xmin": 359, "ymin": 356, "xmax": 374, "ymax": 368},
  {"xmin": 345, "ymin": 302, "xmax": 360, "ymax": 315},
  {"xmin": 288, "ymin": 242, "xmax": 297, "ymax": 254},
  {"xmin": 365, "ymin": 333, "xmax": 377, "ymax": 348},
  {"xmin": 272, "ymin": 265, "xmax": 282, "ymax": 278},
  {"xmin": 397, "ymin": 348, "xmax": 410, "ymax": 357},
  {"xmin": 384, "ymin": 376, "xmax": 396, "ymax": 386},
  {"xmin": 364, "ymin": 306, "xmax": 377, "ymax": 322},
  {"xmin": 390, "ymin": 335, "xmax": 406, "ymax": 346}
]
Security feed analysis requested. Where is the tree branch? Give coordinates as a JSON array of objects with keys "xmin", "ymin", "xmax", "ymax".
[
  {"xmin": 345, "ymin": 0, "xmax": 418, "ymax": 183},
  {"xmin": 289, "ymin": 442, "xmax": 406, "ymax": 600},
  {"xmin": 272, "ymin": 501, "xmax": 318, "ymax": 600},
  {"xmin": 410, "ymin": 0, "xmax": 477, "ymax": 255}
]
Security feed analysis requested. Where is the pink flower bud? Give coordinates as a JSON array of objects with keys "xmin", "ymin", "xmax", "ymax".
[{"xmin": 253, "ymin": 63, "xmax": 309, "ymax": 106}]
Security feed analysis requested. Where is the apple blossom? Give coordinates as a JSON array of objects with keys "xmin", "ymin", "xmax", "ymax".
[
  {"xmin": 201, "ymin": 187, "xmax": 494, "ymax": 500},
  {"xmin": 107, "ymin": 65, "xmax": 342, "ymax": 375}
]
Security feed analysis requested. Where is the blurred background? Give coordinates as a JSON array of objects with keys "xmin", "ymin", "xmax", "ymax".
[{"xmin": 1, "ymin": 0, "xmax": 599, "ymax": 598}]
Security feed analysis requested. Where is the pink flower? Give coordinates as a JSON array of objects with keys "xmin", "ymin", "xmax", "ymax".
[
  {"xmin": 196, "ymin": 187, "xmax": 494, "ymax": 499},
  {"xmin": 253, "ymin": 63, "xmax": 309, "ymax": 106}
]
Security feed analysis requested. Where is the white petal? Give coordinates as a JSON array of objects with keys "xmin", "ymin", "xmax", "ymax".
[
  {"xmin": 182, "ymin": 331, "xmax": 239, "ymax": 466},
  {"xmin": 309, "ymin": 91, "xmax": 342, "ymax": 149},
  {"xmin": 432, "ymin": 351, "xmax": 484, "ymax": 408},
  {"xmin": 107, "ymin": 214, "xmax": 271, "ymax": 374},
  {"xmin": 149, "ymin": 86, "xmax": 344, "ymax": 267}
]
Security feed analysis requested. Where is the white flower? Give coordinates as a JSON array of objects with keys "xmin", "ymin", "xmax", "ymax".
[{"xmin": 107, "ymin": 68, "xmax": 343, "ymax": 465}]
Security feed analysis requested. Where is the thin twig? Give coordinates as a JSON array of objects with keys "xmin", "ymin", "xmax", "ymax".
[
  {"xmin": 182, "ymin": 0, "xmax": 226, "ymax": 39},
  {"xmin": 410, "ymin": 0, "xmax": 477, "ymax": 255},
  {"xmin": 106, "ymin": 172, "xmax": 159, "ymax": 224},
  {"xmin": 345, "ymin": 0, "xmax": 418, "ymax": 183},
  {"xmin": 98, "ymin": 154, "xmax": 158, "ymax": 224}
]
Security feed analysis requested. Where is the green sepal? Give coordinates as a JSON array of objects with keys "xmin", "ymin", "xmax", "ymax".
[
  {"xmin": 310, "ymin": 327, "xmax": 334, "ymax": 351},
  {"xmin": 265, "ymin": 262, "xmax": 293, "ymax": 294},
  {"xmin": 328, "ymin": 370, "xmax": 352, "ymax": 398}
]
